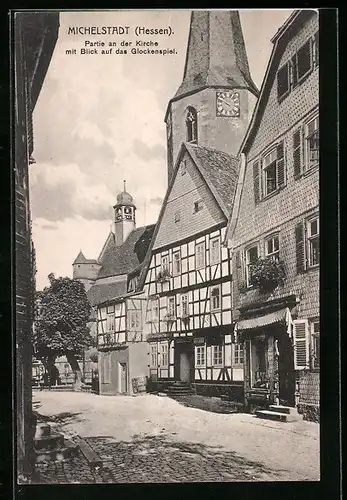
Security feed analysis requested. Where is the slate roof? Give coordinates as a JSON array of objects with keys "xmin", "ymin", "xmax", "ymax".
[
  {"xmin": 97, "ymin": 224, "xmax": 156, "ymax": 279},
  {"xmin": 73, "ymin": 250, "xmax": 99, "ymax": 265},
  {"xmin": 171, "ymin": 11, "xmax": 259, "ymax": 105},
  {"xmin": 185, "ymin": 143, "xmax": 240, "ymax": 215},
  {"xmin": 87, "ymin": 280, "xmax": 127, "ymax": 307}
]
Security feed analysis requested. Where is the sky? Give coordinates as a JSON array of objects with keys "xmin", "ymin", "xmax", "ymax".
[{"xmin": 30, "ymin": 9, "xmax": 293, "ymax": 290}]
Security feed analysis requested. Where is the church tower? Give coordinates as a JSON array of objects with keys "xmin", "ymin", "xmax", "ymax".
[
  {"xmin": 113, "ymin": 181, "xmax": 136, "ymax": 246},
  {"xmin": 165, "ymin": 10, "xmax": 259, "ymax": 184}
]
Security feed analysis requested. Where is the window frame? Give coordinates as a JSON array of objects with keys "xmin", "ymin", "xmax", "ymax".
[
  {"xmin": 186, "ymin": 107, "xmax": 198, "ymax": 144},
  {"xmin": 264, "ymin": 233, "xmax": 280, "ymax": 262},
  {"xmin": 150, "ymin": 298, "xmax": 159, "ymax": 322},
  {"xmin": 262, "ymin": 148, "xmax": 278, "ymax": 196},
  {"xmin": 307, "ymin": 216, "xmax": 319, "ymax": 268},
  {"xmin": 160, "ymin": 343, "xmax": 169, "ymax": 368},
  {"xmin": 210, "ymin": 236, "xmax": 221, "ymax": 265},
  {"xmin": 296, "ymin": 38, "xmax": 313, "ymax": 83},
  {"xmin": 232, "ymin": 343, "xmax": 244, "ymax": 366},
  {"xmin": 196, "ymin": 345, "xmax": 206, "ymax": 367},
  {"xmin": 310, "ymin": 319, "xmax": 320, "ymax": 369},
  {"xmin": 150, "ymin": 344, "xmax": 158, "ymax": 368},
  {"xmin": 195, "ymin": 241, "xmax": 206, "ymax": 269},
  {"xmin": 167, "ymin": 296, "xmax": 176, "ymax": 318},
  {"xmin": 304, "ymin": 114, "xmax": 319, "ymax": 172},
  {"xmin": 277, "ymin": 61, "xmax": 290, "ymax": 101},
  {"xmin": 161, "ymin": 255, "xmax": 170, "ymax": 273},
  {"xmin": 129, "ymin": 310, "xmax": 141, "ymax": 330},
  {"xmin": 210, "ymin": 285, "xmax": 221, "ymax": 312},
  {"xmin": 245, "ymin": 243, "xmax": 259, "ymax": 287},
  {"xmin": 172, "ymin": 250, "xmax": 181, "ymax": 276},
  {"xmin": 180, "ymin": 293, "xmax": 189, "ymax": 318},
  {"xmin": 212, "ymin": 344, "xmax": 223, "ymax": 367}
]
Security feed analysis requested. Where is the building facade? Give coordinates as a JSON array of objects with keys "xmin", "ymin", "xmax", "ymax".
[
  {"xmin": 225, "ymin": 10, "xmax": 319, "ymax": 420},
  {"xmin": 14, "ymin": 12, "xmax": 59, "ymax": 481},
  {"xmin": 140, "ymin": 11, "xmax": 259, "ymax": 399},
  {"xmin": 76, "ymin": 185, "xmax": 155, "ymax": 395}
]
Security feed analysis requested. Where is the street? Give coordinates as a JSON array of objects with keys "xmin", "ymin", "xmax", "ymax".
[{"xmin": 32, "ymin": 390, "xmax": 320, "ymax": 483}]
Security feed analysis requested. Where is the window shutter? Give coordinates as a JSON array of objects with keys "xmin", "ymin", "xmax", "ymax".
[
  {"xmin": 253, "ymin": 161, "xmax": 260, "ymax": 203},
  {"xmin": 277, "ymin": 140, "xmax": 286, "ymax": 187},
  {"xmin": 235, "ymin": 250, "xmax": 245, "ymax": 290},
  {"xmin": 314, "ymin": 31, "xmax": 319, "ymax": 66},
  {"xmin": 293, "ymin": 128, "xmax": 302, "ymax": 178},
  {"xmin": 293, "ymin": 319, "xmax": 310, "ymax": 370},
  {"xmin": 291, "ymin": 55, "xmax": 298, "ymax": 88},
  {"xmin": 295, "ymin": 221, "xmax": 306, "ymax": 274}
]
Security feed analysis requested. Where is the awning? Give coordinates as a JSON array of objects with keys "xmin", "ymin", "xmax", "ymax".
[{"xmin": 235, "ymin": 308, "xmax": 293, "ymax": 338}]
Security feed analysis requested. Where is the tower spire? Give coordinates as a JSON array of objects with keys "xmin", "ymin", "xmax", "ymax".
[
  {"xmin": 123, "ymin": 179, "xmax": 126, "ymax": 192},
  {"xmin": 174, "ymin": 11, "xmax": 259, "ymax": 101}
]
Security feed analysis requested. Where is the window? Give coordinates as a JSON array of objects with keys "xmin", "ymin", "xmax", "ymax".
[
  {"xmin": 186, "ymin": 107, "xmax": 198, "ymax": 143},
  {"xmin": 129, "ymin": 310, "xmax": 141, "ymax": 330},
  {"xmin": 173, "ymin": 251, "xmax": 181, "ymax": 276},
  {"xmin": 195, "ymin": 242, "xmax": 205, "ymax": 269},
  {"xmin": 211, "ymin": 285, "xmax": 221, "ymax": 311},
  {"xmin": 196, "ymin": 346, "xmax": 206, "ymax": 367},
  {"xmin": 311, "ymin": 320, "xmax": 320, "ymax": 368},
  {"xmin": 161, "ymin": 255, "xmax": 169, "ymax": 273},
  {"xmin": 194, "ymin": 200, "xmax": 203, "ymax": 213},
  {"xmin": 151, "ymin": 298, "xmax": 159, "ymax": 321},
  {"xmin": 262, "ymin": 142, "xmax": 285, "ymax": 196},
  {"xmin": 150, "ymin": 344, "xmax": 158, "ymax": 368},
  {"xmin": 245, "ymin": 245, "xmax": 259, "ymax": 286},
  {"xmin": 181, "ymin": 160, "xmax": 187, "ymax": 175},
  {"xmin": 297, "ymin": 40, "xmax": 312, "ymax": 81},
  {"xmin": 212, "ymin": 345, "xmax": 223, "ymax": 367},
  {"xmin": 277, "ymin": 62, "xmax": 290, "ymax": 99},
  {"xmin": 305, "ymin": 116, "xmax": 319, "ymax": 170},
  {"xmin": 181, "ymin": 293, "xmax": 189, "ymax": 317},
  {"xmin": 167, "ymin": 296, "xmax": 175, "ymax": 317},
  {"xmin": 160, "ymin": 344, "xmax": 168, "ymax": 367},
  {"xmin": 265, "ymin": 234, "xmax": 280, "ymax": 261},
  {"xmin": 106, "ymin": 310, "xmax": 115, "ymax": 332},
  {"xmin": 307, "ymin": 217, "xmax": 319, "ymax": 267},
  {"xmin": 174, "ymin": 210, "xmax": 180, "ymax": 223},
  {"xmin": 295, "ymin": 217, "xmax": 319, "ymax": 273},
  {"xmin": 210, "ymin": 237, "xmax": 220, "ymax": 265},
  {"xmin": 233, "ymin": 343, "xmax": 244, "ymax": 365}
]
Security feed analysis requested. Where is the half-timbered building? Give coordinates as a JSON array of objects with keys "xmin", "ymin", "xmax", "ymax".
[
  {"xmin": 78, "ymin": 185, "xmax": 155, "ymax": 395},
  {"xmin": 225, "ymin": 10, "xmax": 319, "ymax": 420},
  {"xmin": 139, "ymin": 143, "xmax": 243, "ymax": 398}
]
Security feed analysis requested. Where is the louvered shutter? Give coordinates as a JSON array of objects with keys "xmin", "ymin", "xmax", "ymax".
[
  {"xmin": 293, "ymin": 128, "xmax": 302, "ymax": 178},
  {"xmin": 291, "ymin": 55, "xmax": 298, "ymax": 88},
  {"xmin": 253, "ymin": 161, "xmax": 260, "ymax": 203},
  {"xmin": 293, "ymin": 319, "xmax": 310, "ymax": 370},
  {"xmin": 235, "ymin": 250, "xmax": 244, "ymax": 290},
  {"xmin": 277, "ymin": 140, "xmax": 286, "ymax": 187},
  {"xmin": 295, "ymin": 221, "xmax": 306, "ymax": 274}
]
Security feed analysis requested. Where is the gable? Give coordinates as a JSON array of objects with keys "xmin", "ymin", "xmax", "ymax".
[{"xmin": 152, "ymin": 150, "xmax": 226, "ymax": 250}]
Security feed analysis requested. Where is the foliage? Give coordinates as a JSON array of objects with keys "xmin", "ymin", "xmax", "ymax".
[
  {"xmin": 33, "ymin": 273, "xmax": 94, "ymax": 362},
  {"xmin": 156, "ymin": 268, "xmax": 171, "ymax": 282},
  {"xmin": 89, "ymin": 351, "xmax": 98, "ymax": 363},
  {"xmin": 249, "ymin": 257, "xmax": 286, "ymax": 292}
]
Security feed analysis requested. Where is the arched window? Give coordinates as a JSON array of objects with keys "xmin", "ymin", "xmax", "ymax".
[{"xmin": 186, "ymin": 107, "xmax": 198, "ymax": 143}]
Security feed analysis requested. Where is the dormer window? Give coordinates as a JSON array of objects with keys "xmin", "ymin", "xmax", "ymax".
[
  {"xmin": 186, "ymin": 107, "xmax": 198, "ymax": 143},
  {"xmin": 194, "ymin": 200, "xmax": 203, "ymax": 213}
]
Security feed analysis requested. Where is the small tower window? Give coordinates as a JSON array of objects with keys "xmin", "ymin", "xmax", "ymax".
[{"xmin": 186, "ymin": 107, "xmax": 198, "ymax": 144}]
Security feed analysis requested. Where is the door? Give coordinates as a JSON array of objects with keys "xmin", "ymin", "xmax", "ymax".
[
  {"xmin": 278, "ymin": 335, "xmax": 295, "ymax": 406},
  {"xmin": 119, "ymin": 362, "xmax": 128, "ymax": 394},
  {"xmin": 180, "ymin": 352, "xmax": 191, "ymax": 382}
]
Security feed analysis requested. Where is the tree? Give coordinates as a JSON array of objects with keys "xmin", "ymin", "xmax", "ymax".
[{"xmin": 33, "ymin": 273, "xmax": 94, "ymax": 389}]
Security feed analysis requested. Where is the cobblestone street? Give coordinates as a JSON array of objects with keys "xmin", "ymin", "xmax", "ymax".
[{"xmin": 33, "ymin": 390, "xmax": 320, "ymax": 483}]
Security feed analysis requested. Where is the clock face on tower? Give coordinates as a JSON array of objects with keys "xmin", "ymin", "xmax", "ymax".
[{"xmin": 216, "ymin": 91, "xmax": 240, "ymax": 117}]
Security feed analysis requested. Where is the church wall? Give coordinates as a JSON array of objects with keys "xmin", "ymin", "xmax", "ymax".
[{"xmin": 169, "ymin": 87, "xmax": 255, "ymax": 168}]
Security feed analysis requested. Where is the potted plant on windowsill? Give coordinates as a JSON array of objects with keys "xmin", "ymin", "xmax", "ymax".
[
  {"xmin": 249, "ymin": 257, "xmax": 286, "ymax": 293},
  {"xmin": 156, "ymin": 269, "xmax": 171, "ymax": 283},
  {"xmin": 163, "ymin": 313, "xmax": 176, "ymax": 323}
]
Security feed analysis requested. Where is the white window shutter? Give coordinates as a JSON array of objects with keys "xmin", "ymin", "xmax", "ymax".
[{"xmin": 293, "ymin": 319, "xmax": 310, "ymax": 370}]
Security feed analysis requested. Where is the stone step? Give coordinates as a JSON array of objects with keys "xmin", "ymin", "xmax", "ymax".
[
  {"xmin": 256, "ymin": 410, "xmax": 288, "ymax": 422},
  {"xmin": 269, "ymin": 404, "xmax": 295, "ymax": 414},
  {"xmin": 35, "ymin": 439, "xmax": 78, "ymax": 463},
  {"xmin": 35, "ymin": 424, "xmax": 51, "ymax": 439},
  {"xmin": 34, "ymin": 432, "xmax": 65, "ymax": 451}
]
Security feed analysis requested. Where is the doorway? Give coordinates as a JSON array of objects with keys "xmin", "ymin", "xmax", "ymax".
[
  {"xmin": 118, "ymin": 362, "xmax": 128, "ymax": 394},
  {"xmin": 174, "ymin": 342, "xmax": 194, "ymax": 383},
  {"xmin": 278, "ymin": 335, "xmax": 295, "ymax": 406}
]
